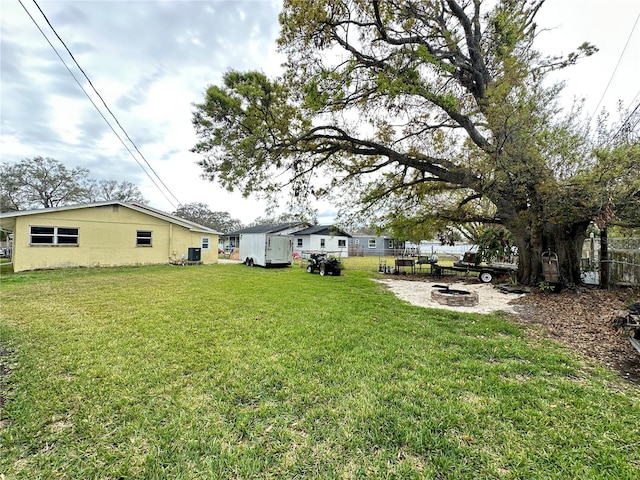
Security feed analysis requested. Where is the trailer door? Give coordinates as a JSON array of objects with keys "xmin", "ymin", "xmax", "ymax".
[{"xmin": 267, "ymin": 236, "xmax": 290, "ymax": 264}]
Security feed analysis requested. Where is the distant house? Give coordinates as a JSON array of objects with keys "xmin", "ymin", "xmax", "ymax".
[
  {"xmin": 0, "ymin": 201, "xmax": 221, "ymax": 272},
  {"xmin": 222, "ymin": 222, "xmax": 309, "ymax": 253},
  {"xmin": 406, "ymin": 240, "xmax": 474, "ymax": 257},
  {"xmin": 349, "ymin": 235, "xmax": 406, "ymax": 257},
  {"xmin": 293, "ymin": 225, "xmax": 351, "ymax": 257}
]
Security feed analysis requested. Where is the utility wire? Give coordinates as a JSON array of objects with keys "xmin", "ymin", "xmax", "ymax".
[
  {"xmin": 610, "ymin": 102, "xmax": 640, "ymax": 142},
  {"xmin": 589, "ymin": 12, "xmax": 640, "ymax": 124},
  {"xmin": 19, "ymin": 0, "xmax": 182, "ymax": 208},
  {"xmin": 605, "ymin": 90, "xmax": 640, "ymax": 144},
  {"xmin": 629, "ymin": 89, "xmax": 640, "ymax": 108},
  {"xmin": 29, "ymin": 0, "xmax": 182, "ymax": 207}
]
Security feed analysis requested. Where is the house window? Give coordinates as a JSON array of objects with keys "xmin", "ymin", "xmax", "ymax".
[
  {"xmin": 338, "ymin": 239, "xmax": 346, "ymax": 247},
  {"xmin": 30, "ymin": 226, "xmax": 79, "ymax": 245},
  {"xmin": 320, "ymin": 238, "xmax": 326, "ymax": 248},
  {"xmin": 368, "ymin": 238, "xmax": 376, "ymax": 249},
  {"xmin": 354, "ymin": 239, "xmax": 360, "ymax": 245},
  {"xmin": 388, "ymin": 240, "xmax": 394, "ymax": 248},
  {"xmin": 297, "ymin": 238, "xmax": 303, "ymax": 247},
  {"xmin": 136, "ymin": 230, "xmax": 152, "ymax": 246},
  {"xmin": 30, "ymin": 226, "xmax": 54, "ymax": 244},
  {"xmin": 201, "ymin": 237, "xmax": 210, "ymax": 250}
]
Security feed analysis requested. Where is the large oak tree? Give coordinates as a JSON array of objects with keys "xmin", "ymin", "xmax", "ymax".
[
  {"xmin": 1, "ymin": 157, "xmax": 148, "ymax": 210},
  {"xmin": 191, "ymin": 0, "xmax": 639, "ymax": 285},
  {"xmin": 172, "ymin": 202, "xmax": 243, "ymax": 233}
]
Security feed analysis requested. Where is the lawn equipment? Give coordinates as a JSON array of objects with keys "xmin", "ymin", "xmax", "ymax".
[{"xmin": 306, "ymin": 252, "xmax": 342, "ymax": 276}]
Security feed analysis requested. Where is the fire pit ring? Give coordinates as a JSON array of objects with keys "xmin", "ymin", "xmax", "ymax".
[{"xmin": 431, "ymin": 285, "xmax": 479, "ymax": 307}]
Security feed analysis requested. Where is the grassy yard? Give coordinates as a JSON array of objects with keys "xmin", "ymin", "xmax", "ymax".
[
  {"xmin": 0, "ymin": 259, "xmax": 12, "ymax": 277},
  {"xmin": 1, "ymin": 264, "xmax": 639, "ymax": 479}
]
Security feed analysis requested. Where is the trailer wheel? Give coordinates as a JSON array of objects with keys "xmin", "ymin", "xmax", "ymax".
[
  {"xmin": 479, "ymin": 271, "xmax": 493, "ymax": 283},
  {"xmin": 246, "ymin": 258, "xmax": 254, "ymax": 267}
]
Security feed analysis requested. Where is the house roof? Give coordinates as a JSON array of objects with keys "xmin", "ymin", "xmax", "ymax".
[
  {"xmin": 128, "ymin": 202, "xmax": 222, "ymax": 234},
  {"xmin": 293, "ymin": 225, "xmax": 352, "ymax": 237},
  {"xmin": 225, "ymin": 222, "xmax": 309, "ymax": 236},
  {"xmin": 0, "ymin": 201, "xmax": 222, "ymax": 234},
  {"xmin": 350, "ymin": 232, "xmax": 393, "ymax": 239}
]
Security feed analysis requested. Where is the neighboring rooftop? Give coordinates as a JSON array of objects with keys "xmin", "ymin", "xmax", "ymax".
[
  {"xmin": 293, "ymin": 225, "xmax": 352, "ymax": 237},
  {"xmin": 225, "ymin": 222, "xmax": 309, "ymax": 235}
]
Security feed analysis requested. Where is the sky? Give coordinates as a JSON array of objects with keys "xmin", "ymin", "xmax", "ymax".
[{"xmin": 1, "ymin": 0, "xmax": 639, "ymax": 226}]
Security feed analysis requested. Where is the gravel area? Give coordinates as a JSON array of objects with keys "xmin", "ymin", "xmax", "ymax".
[{"xmin": 374, "ymin": 278, "xmax": 527, "ymax": 314}]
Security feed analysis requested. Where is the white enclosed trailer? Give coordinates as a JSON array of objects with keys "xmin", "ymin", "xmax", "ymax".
[{"xmin": 239, "ymin": 233, "xmax": 294, "ymax": 267}]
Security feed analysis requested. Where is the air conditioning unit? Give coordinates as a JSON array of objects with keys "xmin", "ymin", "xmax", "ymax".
[{"xmin": 188, "ymin": 247, "xmax": 201, "ymax": 261}]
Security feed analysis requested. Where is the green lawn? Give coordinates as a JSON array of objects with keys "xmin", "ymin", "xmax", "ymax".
[
  {"xmin": 1, "ymin": 264, "xmax": 638, "ymax": 479},
  {"xmin": 0, "ymin": 258, "xmax": 12, "ymax": 277}
]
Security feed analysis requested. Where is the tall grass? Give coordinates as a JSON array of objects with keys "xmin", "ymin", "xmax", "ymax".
[{"xmin": 1, "ymin": 264, "xmax": 638, "ymax": 479}]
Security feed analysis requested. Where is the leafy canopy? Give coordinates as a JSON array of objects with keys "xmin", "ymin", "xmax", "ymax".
[
  {"xmin": 172, "ymin": 202, "xmax": 243, "ymax": 233},
  {"xmin": 0, "ymin": 157, "xmax": 148, "ymax": 211},
  {"xmin": 192, "ymin": 0, "xmax": 638, "ymax": 239}
]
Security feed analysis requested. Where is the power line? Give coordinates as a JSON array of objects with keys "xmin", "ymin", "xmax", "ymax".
[
  {"xmin": 18, "ymin": 0, "xmax": 182, "ymax": 209},
  {"xmin": 627, "ymin": 88, "xmax": 640, "ymax": 110},
  {"xmin": 28, "ymin": 0, "xmax": 182, "ymax": 205},
  {"xmin": 604, "ymin": 88, "xmax": 640, "ymax": 144},
  {"xmin": 589, "ymin": 12, "xmax": 640, "ymax": 124},
  {"xmin": 610, "ymin": 101, "xmax": 640, "ymax": 142}
]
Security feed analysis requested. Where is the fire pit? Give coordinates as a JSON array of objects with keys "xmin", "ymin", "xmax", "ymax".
[{"xmin": 431, "ymin": 285, "xmax": 479, "ymax": 307}]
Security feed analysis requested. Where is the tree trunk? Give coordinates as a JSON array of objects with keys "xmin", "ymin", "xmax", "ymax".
[{"xmin": 509, "ymin": 221, "xmax": 589, "ymax": 286}]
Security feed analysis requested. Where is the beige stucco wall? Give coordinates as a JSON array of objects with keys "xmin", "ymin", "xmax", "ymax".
[{"xmin": 11, "ymin": 204, "xmax": 218, "ymax": 272}]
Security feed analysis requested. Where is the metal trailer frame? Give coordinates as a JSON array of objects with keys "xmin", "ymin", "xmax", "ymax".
[{"xmin": 430, "ymin": 262, "xmax": 517, "ymax": 283}]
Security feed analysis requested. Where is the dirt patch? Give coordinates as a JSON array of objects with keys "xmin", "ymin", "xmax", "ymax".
[
  {"xmin": 514, "ymin": 287, "xmax": 640, "ymax": 385},
  {"xmin": 376, "ymin": 276, "xmax": 640, "ymax": 385}
]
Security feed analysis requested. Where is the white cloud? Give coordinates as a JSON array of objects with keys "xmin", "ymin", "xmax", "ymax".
[{"xmin": 1, "ymin": 0, "xmax": 283, "ymax": 224}]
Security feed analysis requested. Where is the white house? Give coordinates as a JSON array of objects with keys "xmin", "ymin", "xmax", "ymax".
[{"xmin": 293, "ymin": 225, "xmax": 351, "ymax": 258}]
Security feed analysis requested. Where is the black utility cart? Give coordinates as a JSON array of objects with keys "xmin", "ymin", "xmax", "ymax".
[{"xmin": 305, "ymin": 252, "xmax": 342, "ymax": 276}]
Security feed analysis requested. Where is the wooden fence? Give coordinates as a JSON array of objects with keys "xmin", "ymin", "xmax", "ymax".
[{"xmin": 606, "ymin": 238, "xmax": 640, "ymax": 288}]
